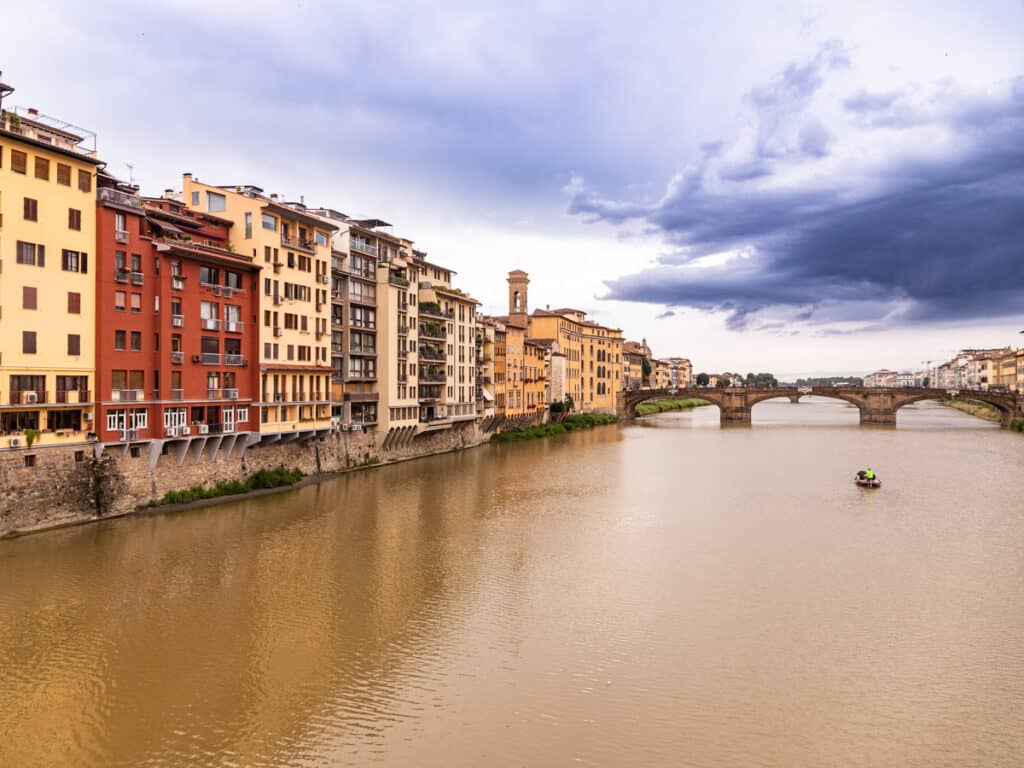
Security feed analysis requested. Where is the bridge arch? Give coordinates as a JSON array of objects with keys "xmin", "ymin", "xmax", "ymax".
[{"xmin": 890, "ymin": 389, "xmax": 1016, "ymax": 426}]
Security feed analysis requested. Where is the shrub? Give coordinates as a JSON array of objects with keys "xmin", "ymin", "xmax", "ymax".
[
  {"xmin": 634, "ymin": 398, "xmax": 710, "ymax": 416},
  {"xmin": 1010, "ymin": 419, "xmax": 1024, "ymax": 433},
  {"xmin": 155, "ymin": 466, "xmax": 305, "ymax": 505},
  {"xmin": 491, "ymin": 413, "xmax": 617, "ymax": 442}
]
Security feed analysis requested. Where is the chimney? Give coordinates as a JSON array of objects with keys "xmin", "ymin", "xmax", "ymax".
[{"xmin": 28, "ymin": 107, "xmax": 38, "ymax": 116}]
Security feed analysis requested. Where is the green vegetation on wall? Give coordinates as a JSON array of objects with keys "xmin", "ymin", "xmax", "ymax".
[
  {"xmin": 634, "ymin": 398, "xmax": 710, "ymax": 416},
  {"xmin": 153, "ymin": 466, "xmax": 305, "ymax": 506},
  {"xmin": 491, "ymin": 413, "xmax": 618, "ymax": 443}
]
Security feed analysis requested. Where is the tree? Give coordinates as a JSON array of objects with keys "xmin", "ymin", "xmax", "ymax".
[
  {"xmin": 696, "ymin": 372, "xmax": 710, "ymax": 387},
  {"xmin": 745, "ymin": 372, "xmax": 756, "ymax": 387},
  {"xmin": 715, "ymin": 377, "xmax": 730, "ymax": 388},
  {"xmin": 641, "ymin": 356, "xmax": 652, "ymax": 381}
]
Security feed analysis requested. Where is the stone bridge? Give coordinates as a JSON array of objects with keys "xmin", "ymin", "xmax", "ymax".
[{"xmin": 616, "ymin": 386, "xmax": 1024, "ymax": 427}]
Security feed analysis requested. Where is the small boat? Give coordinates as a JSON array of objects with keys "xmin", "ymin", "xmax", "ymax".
[{"xmin": 855, "ymin": 474, "xmax": 881, "ymax": 488}]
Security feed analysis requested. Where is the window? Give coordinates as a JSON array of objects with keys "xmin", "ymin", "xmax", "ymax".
[
  {"xmin": 68, "ymin": 334, "xmax": 81, "ymax": 356},
  {"xmin": 225, "ymin": 271, "xmax": 242, "ymax": 289},
  {"xmin": 107, "ymin": 409, "xmax": 126, "ymax": 432},
  {"xmin": 245, "ymin": 212, "xmax": 253, "ymax": 238},
  {"xmin": 22, "ymin": 331, "xmax": 37, "ymax": 354},
  {"xmin": 23, "ymin": 286, "xmax": 37, "ymax": 310},
  {"xmin": 68, "ymin": 208, "xmax": 82, "ymax": 230},
  {"xmin": 16, "ymin": 241, "xmax": 44, "ymax": 266},
  {"xmin": 114, "ymin": 291, "xmax": 126, "ymax": 311},
  {"xmin": 130, "ymin": 331, "xmax": 142, "ymax": 352},
  {"xmin": 68, "ymin": 292, "xmax": 81, "ymax": 314},
  {"xmin": 77, "ymin": 169, "xmax": 91, "ymax": 193},
  {"xmin": 57, "ymin": 163, "xmax": 71, "ymax": 186},
  {"xmin": 131, "ymin": 253, "xmax": 142, "ymax": 272},
  {"xmin": 23, "ymin": 197, "xmax": 38, "ymax": 221},
  {"xmin": 199, "ymin": 265, "xmax": 218, "ymax": 285},
  {"xmin": 207, "ymin": 191, "xmax": 226, "ymax": 212},
  {"xmin": 115, "ymin": 330, "xmax": 127, "ymax": 351},
  {"xmin": 262, "ymin": 213, "xmax": 277, "ymax": 231},
  {"xmin": 130, "ymin": 293, "xmax": 142, "ymax": 313},
  {"xmin": 61, "ymin": 249, "xmax": 87, "ymax": 273},
  {"xmin": 34, "ymin": 156, "xmax": 49, "ymax": 180},
  {"xmin": 11, "ymin": 149, "xmax": 27, "ymax": 174},
  {"xmin": 316, "ymin": 230, "xmax": 328, "ymax": 247}
]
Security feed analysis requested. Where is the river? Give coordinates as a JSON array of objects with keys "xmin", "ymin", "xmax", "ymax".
[{"xmin": 2, "ymin": 397, "xmax": 1023, "ymax": 767}]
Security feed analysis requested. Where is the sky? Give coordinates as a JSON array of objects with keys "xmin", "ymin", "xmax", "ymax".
[{"xmin": 5, "ymin": 0, "xmax": 1024, "ymax": 378}]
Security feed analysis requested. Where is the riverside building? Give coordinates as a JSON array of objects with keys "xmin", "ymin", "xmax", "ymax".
[
  {"xmin": 0, "ymin": 85, "xmax": 102, "ymax": 449},
  {"xmin": 181, "ymin": 176, "xmax": 336, "ymax": 440},
  {"xmin": 94, "ymin": 182, "xmax": 261, "ymax": 448}
]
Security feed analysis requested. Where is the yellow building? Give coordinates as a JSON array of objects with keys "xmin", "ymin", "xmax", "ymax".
[
  {"xmin": 0, "ymin": 94, "xmax": 101, "ymax": 450},
  {"xmin": 579, "ymin": 319, "xmax": 622, "ymax": 412},
  {"xmin": 182, "ymin": 176, "xmax": 336, "ymax": 438},
  {"xmin": 524, "ymin": 339, "xmax": 548, "ymax": 415},
  {"xmin": 653, "ymin": 359, "xmax": 672, "ymax": 389}
]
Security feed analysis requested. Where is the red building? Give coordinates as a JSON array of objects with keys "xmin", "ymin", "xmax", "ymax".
[{"xmin": 95, "ymin": 182, "xmax": 261, "ymax": 448}]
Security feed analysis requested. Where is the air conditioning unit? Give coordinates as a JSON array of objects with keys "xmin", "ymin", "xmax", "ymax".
[
  {"xmin": 171, "ymin": 316, "xmax": 184, "ymax": 327},
  {"xmin": 321, "ymin": 274, "xmax": 330, "ymax": 284},
  {"xmin": 83, "ymin": 412, "xmax": 92, "ymax": 421},
  {"xmin": 9, "ymin": 437, "xmax": 22, "ymax": 448},
  {"xmin": 274, "ymin": 327, "xmax": 283, "ymax": 337},
  {"xmin": 192, "ymin": 354, "xmax": 202, "ymax": 363},
  {"xmin": 213, "ymin": 286, "xmax": 222, "ymax": 296},
  {"xmin": 23, "ymin": 391, "xmax": 38, "ymax": 404},
  {"xmin": 135, "ymin": 389, "xmax": 146, "ymax": 400},
  {"xmin": 180, "ymin": 426, "xmax": 191, "ymax": 436},
  {"xmin": 165, "ymin": 427, "xmax": 179, "ymax": 438},
  {"xmin": 198, "ymin": 424, "xmax": 209, "ymax": 435}
]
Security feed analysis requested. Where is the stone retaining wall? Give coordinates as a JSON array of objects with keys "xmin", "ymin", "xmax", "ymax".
[{"xmin": 0, "ymin": 421, "xmax": 494, "ymax": 537}]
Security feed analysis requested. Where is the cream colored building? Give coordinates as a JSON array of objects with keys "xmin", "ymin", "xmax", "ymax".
[
  {"xmin": 0, "ymin": 94, "xmax": 100, "ymax": 450},
  {"xmin": 182, "ymin": 176, "xmax": 336, "ymax": 438}
]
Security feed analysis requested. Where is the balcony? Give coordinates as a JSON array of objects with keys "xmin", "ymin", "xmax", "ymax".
[
  {"xmin": 10, "ymin": 390, "xmax": 48, "ymax": 405},
  {"xmin": 348, "ymin": 292, "xmax": 375, "ymax": 306},
  {"xmin": 115, "ymin": 230, "xmax": 130, "ymax": 244},
  {"xmin": 224, "ymin": 320, "xmax": 244, "ymax": 333},
  {"xmin": 225, "ymin": 388, "xmax": 239, "ymax": 400},
  {"xmin": 200, "ymin": 353, "xmax": 220, "ymax": 365},
  {"xmin": 388, "ymin": 274, "xmax": 410, "ymax": 288},
  {"xmin": 281, "ymin": 233, "xmax": 315, "ymax": 253},
  {"xmin": 170, "ymin": 389, "xmax": 184, "ymax": 400},
  {"xmin": 418, "ymin": 323, "xmax": 446, "ymax": 340},
  {"xmin": 56, "ymin": 390, "xmax": 89, "ymax": 404},
  {"xmin": 170, "ymin": 351, "xmax": 184, "ymax": 364},
  {"xmin": 171, "ymin": 276, "xmax": 185, "ymax": 291},
  {"xmin": 351, "ymin": 239, "xmax": 378, "ymax": 257},
  {"xmin": 397, "ymin": 324, "xmax": 409, "ymax": 336},
  {"xmin": 349, "ymin": 347, "xmax": 377, "ymax": 356},
  {"xmin": 114, "ymin": 268, "xmax": 129, "ymax": 283},
  {"xmin": 171, "ymin": 315, "xmax": 184, "ymax": 328},
  {"xmin": 419, "ymin": 302, "xmax": 453, "ymax": 320},
  {"xmin": 112, "ymin": 389, "xmax": 146, "ymax": 402},
  {"xmin": 97, "ymin": 187, "xmax": 143, "ymax": 208},
  {"xmin": 225, "ymin": 354, "xmax": 246, "ymax": 366},
  {"xmin": 418, "ymin": 370, "xmax": 446, "ymax": 383},
  {"xmin": 346, "ymin": 371, "xmax": 377, "ymax": 382},
  {"xmin": 130, "ymin": 271, "xmax": 144, "ymax": 285},
  {"xmin": 201, "ymin": 318, "xmax": 222, "ymax": 331},
  {"xmin": 419, "ymin": 347, "xmax": 446, "ymax": 362}
]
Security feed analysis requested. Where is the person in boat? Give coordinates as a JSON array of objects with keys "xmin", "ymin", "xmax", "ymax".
[{"xmin": 865, "ymin": 468, "xmax": 875, "ymax": 481}]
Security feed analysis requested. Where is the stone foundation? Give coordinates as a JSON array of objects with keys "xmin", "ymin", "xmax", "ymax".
[{"xmin": 0, "ymin": 421, "xmax": 496, "ymax": 537}]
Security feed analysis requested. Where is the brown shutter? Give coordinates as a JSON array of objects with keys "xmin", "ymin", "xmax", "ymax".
[
  {"xmin": 11, "ymin": 150, "xmax": 27, "ymax": 174},
  {"xmin": 57, "ymin": 163, "xmax": 71, "ymax": 186},
  {"xmin": 68, "ymin": 335, "xmax": 81, "ymax": 356},
  {"xmin": 68, "ymin": 292, "xmax": 81, "ymax": 314},
  {"xmin": 34, "ymin": 157, "xmax": 49, "ymax": 180},
  {"xmin": 81, "ymin": 253, "xmax": 88, "ymax": 274},
  {"xmin": 23, "ymin": 198, "xmax": 38, "ymax": 221},
  {"xmin": 23, "ymin": 286, "xmax": 37, "ymax": 309},
  {"xmin": 22, "ymin": 331, "xmax": 36, "ymax": 354},
  {"xmin": 68, "ymin": 208, "xmax": 82, "ymax": 230},
  {"xmin": 77, "ymin": 169, "xmax": 92, "ymax": 192},
  {"xmin": 37, "ymin": 244, "xmax": 45, "ymax": 267}
]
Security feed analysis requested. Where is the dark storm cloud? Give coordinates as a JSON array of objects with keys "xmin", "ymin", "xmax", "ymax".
[{"xmin": 570, "ymin": 53, "xmax": 1024, "ymax": 329}]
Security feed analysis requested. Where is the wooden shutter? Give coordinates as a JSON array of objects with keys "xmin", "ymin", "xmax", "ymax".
[
  {"xmin": 23, "ymin": 286, "xmax": 37, "ymax": 310},
  {"xmin": 34, "ymin": 157, "xmax": 49, "ymax": 180},
  {"xmin": 11, "ymin": 150, "xmax": 27, "ymax": 174},
  {"xmin": 68, "ymin": 292, "xmax": 81, "ymax": 314},
  {"xmin": 68, "ymin": 208, "xmax": 82, "ymax": 230},
  {"xmin": 37, "ymin": 244, "xmax": 45, "ymax": 267},
  {"xmin": 77, "ymin": 169, "xmax": 92, "ymax": 192},
  {"xmin": 22, "ymin": 331, "xmax": 36, "ymax": 355},
  {"xmin": 81, "ymin": 253, "xmax": 88, "ymax": 274},
  {"xmin": 68, "ymin": 335, "xmax": 81, "ymax": 356},
  {"xmin": 23, "ymin": 198, "xmax": 38, "ymax": 221},
  {"xmin": 57, "ymin": 163, "xmax": 71, "ymax": 185}
]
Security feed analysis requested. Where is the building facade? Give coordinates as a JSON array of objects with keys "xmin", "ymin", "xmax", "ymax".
[
  {"xmin": 0, "ymin": 98, "xmax": 101, "ymax": 449},
  {"xmin": 182, "ymin": 176, "xmax": 335, "ymax": 439}
]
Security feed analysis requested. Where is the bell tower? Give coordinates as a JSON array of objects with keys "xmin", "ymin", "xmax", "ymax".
[{"xmin": 507, "ymin": 270, "xmax": 529, "ymax": 328}]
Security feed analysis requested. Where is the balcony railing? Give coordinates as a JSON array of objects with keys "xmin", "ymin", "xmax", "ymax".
[
  {"xmin": 418, "ymin": 323, "xmax": 446, "ymax": 340},
  {"xmin": 171, "ymin": 276, "xmax": 185, "ymax": 291},
  {"xmin": 388, "ymin": 274, "xmax": 410, "ymax": 288},
  {"xmin": 201, "ymin": 318, "xmax": 222, "ymax": 331},
  {"xmin": 281, "ymin": 233, "xmax": 315, "ymax": 253},
  {"xmin": 171, "ymin": 315, "xmax": 184, "ymax": 328},
  {"xmin": 224, "ymin": 320, "xmax": 244, "ymax": 333},
  {"xmin": 346, "ymin": 371, "xmax": 377, "ymax": 382},
  {"xmin": 115, "ymin": 230, "xmax": 130, "ymax": 244},
  {"xmin": 9, "ymin": 390, "xmax": 48, "ymax": 405},
  {"xmin": 350, "ymin": 319, "xmax": 376, "ymax": 330},
  {"xmin": 55, "ymin": 390, "xmax": 90, "ymax": 404},
  {"xmin": 97, "ymin": 187, "xmax": 143, "ymax": 208},
  {"xmin": 350, "ymin": 240, "xmax": 378, "ymax": 257},
  {"xmin": 170, "ymin": 389, "xmax": 184, "ymax": 400},
  {"xmin": 200, "ymin": 353, "xmax": 220, "ymax": 365},
  {"xmin": 348, "ymin": 292, "xmax": 375, "ymax": 306},
  {"xmin": 350, "ymin": 346, "xmax": 377, "ymax": 356},
  {"xmin": 225, "ymin": 388, "xmax": 239, "ymax": 400},
  {"xmin": 419, "ymin": 348, "xmax": 446, "ymax": 362},
  {"xmin": 112, "ymin": 389, "xmax": 146, "ymax": 402},
  {"xmin": 130, "ymin": 271, "xmax": 144, "ymax": 285},
  {"xmin": 419, "ymin": 303, "xmax": 453, "ymax": 319},
  {"xmin": 114, "ymin": 268, "xmax": 129, "ymax": 283},
  {"xmin": 224, "ymin": 354, "xmax": 245, "ymax": 366},
  {"xmin": 418, "ymin": 371, "xmax": 446, "ymax": 383}
]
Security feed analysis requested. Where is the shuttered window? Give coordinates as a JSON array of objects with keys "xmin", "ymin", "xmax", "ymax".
[
  {"xmin": 77, "ymin": 169, "xmax": 91, "ymax": 192},
  {"xmin": 68, "ymin": 335, "xmax": 81, "ymax": 356},
  {"xmin": 23, "ymin": 287, "xmax": 37, "ymax": 310},
  {"xmin": 57, "ymin": 163, "xmax": 71, "ymax": 186},
  {"xmin": 68, "ymin": 208, "xmax": 81, "ymax": 230},
  {"xmin": 22, "ymin": 332, "xmax": 37, "ymax": 355},
  {"xmin": 34, "ymin": 157, "xmax": 49, "ymax": 180},
  {"xmin": 61, "ymin": 250, "xmax": 87, "ymax": 273},
  {"xmin": 23, "ymin": 198, "xmax": 38, "ymax": 221},
  {"xmin": 11, "ymin": 150, "xmax": 27, "ymax": 174},
  {"xmin": 68, "ymin": 292, "xmax": 81, "ymax": 314}
]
